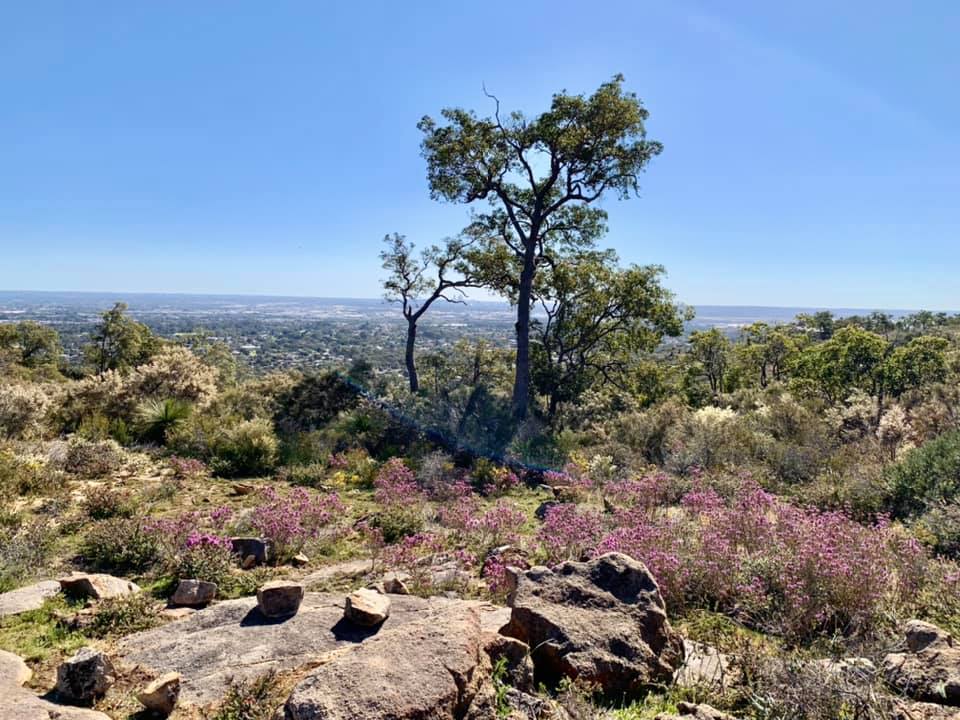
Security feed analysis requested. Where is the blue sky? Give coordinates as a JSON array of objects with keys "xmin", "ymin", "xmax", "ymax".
[{"xmin": 2, "ymin": 1, "xmax": 958, "ymax": 309}]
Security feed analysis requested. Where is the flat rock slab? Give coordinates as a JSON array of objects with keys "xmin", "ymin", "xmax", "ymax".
[
  {"xmin": 115, "ymin": 592, "xmax": 463, "ymax": 705},
  {"xmin": 301, "ymin": 559, "xmax": 371, "ymax": 586},
  {"xmin": 0, "ymin": 580, "xmax": 60, "ymax": 617},
  {"xmin": 0, "ymin": 649, "xmax": 32, "ymax": 687}
]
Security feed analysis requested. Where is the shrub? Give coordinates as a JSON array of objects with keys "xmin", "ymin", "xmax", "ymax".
[
  {"xmin": 0, "ymin": 518, "xmax": 54, "ymax": 592},
  {"xmin": 0, "ymin": 382, "xmax": 53, "ymax": 439},
  {"xmin": 211, "ymin": 419, "xmax": 279, "ymax": 477},
  {"xmin": 89, "ymin": 593, "xmax": 160, "ymax": 637},
  {"xmin": 437, "ymin": 492, "xmax": 526, "ymax": 556},
  {"xmin": 81, "ymin": 484, "xmax": 134, "ymax": 520},
  {"xmin": 175, "ymin": 533, "xmax": 236, "ymax": 584},
  {"xmin": 888, "ymin": 429, "xmax": 960, "ymax": 517},
  {"xmin": 371, "ymin": 459, "xmax": 424, "ymax": 543},
  {"xmin": 0, "ymin": 449, "xmax": 59, "ymax": 496},
  {"xmin": 136, "ymin": 397, "xmax": 192, "ymax": 444},
  {"xmin": 273, "ymin": 371, "xmax": 360, "ymax": 435},
  {"xmin": 275, "ymin": 462, "xmax": 328, "ymax": 488},
  {"xmin": 537, "ymin": 504, "xmax": 604, "ymax": 564},
  {"xmin": 246, "ymin": 487, "xmax": 345, "ymax": 561},
  {"xmin": 168, "ymin": 455, "xmax": 208, "ymax": 480},
  {"xmin": 81, "ymin": 518, "xmax": 160, "ymax": 574},
  {"xmin": 64, "ymin": 438, "xmax": 122, "ymax": 478},
  {"xmin": 913, "ymin": 503, "xmax": 960, "ymax": 559},
  {"xmin": 128, "ymin": 346, "xmax": 219, "ymax": 407}
]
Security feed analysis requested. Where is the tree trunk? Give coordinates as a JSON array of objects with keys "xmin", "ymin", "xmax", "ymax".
[
  {"xmin": 512, "ymin": 252, "xmax": 536, "ymax": 419},
  {"xmin": 405, "ymin": 320, "xmax": 419, "ymax": 393}
]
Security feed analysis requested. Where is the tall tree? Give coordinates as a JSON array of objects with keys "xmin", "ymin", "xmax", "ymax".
[
  {"xmin": 419, "ymin": 75, "xmax": 662, "ymax": 418},
  {"xmin": 689, "ymin": 328, "xmax": 731, "ymax": 399},
  {"xmin": 380, "ymin": 233, "xmax": 477, "ymax": 392},
  {"xmin": 84, "ymin": 302, "xmax": 159, "ymax": 374}
]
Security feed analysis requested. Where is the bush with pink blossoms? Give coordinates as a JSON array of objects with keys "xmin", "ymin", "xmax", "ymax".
[
  {"xmin": 537, "ymin": 503, "xmax": 604, "ymax": 564},
  {"xmin": 380, "ymin": 532, "xmax": 475, "ymax": 594},
  {"xmin": 168, "ymin": 455, "xmax": 208, "ymax": 480},
  {"xmin": 437, "ymin": 495, "xmax": 526, "ymax": 556},
  {"xmin": 593, "ymin": 481, "xmax": 929, "ymax": 640},
  {"xmin": 247, "ymin": 486, "xmax": 345, "ymax": 561},
  {"xmin": 176, "ymin": 532, "xmax": 235, "ymax": 584},
  {"xmin": 371, "ymin": 458, "xmax": 425, "ymax": 542}
]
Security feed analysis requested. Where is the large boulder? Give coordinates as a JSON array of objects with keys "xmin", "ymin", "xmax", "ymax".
[
  {"xmin": 1, "ymin": 649, "xmax": 112, "ymax": 718},
  {"xmin": 502, "ymin": 552, "xmax": 684, "ymax": 696},
  {"xmin": 56, "ymin": 647, "xmax": 115, "ymax": 703},
  {"xmin": 59, "ymin": 572, "xmax": 140, "ymax": 600},
  {"xmin": 883, "ymin": 620, "xmax": 960, "ymax": 706},
  {"xmin": 0, "ymin": 580, "xmax": 61, "ymax": 617},
  {"xmin": 283, "ymin": 600, "xmax": 488, "ymax": 719}
]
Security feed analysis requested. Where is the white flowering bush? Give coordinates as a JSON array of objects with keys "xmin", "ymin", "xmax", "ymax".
[{"xmin": 0, "ymin": 382, "xmax": 54, "ymax": 439}]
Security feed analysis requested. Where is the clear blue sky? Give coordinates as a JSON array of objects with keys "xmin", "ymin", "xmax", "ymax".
[{"xmin": 2, "ymin": 1, "xmax": 958, "ymax": 309}]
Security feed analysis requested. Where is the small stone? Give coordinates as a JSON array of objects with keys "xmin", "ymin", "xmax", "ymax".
[
  {"xmin": 534, "ymin": 500, "xmax": 559, "ymax": 520},
  {"xmin": 160, "ymin": 607, "xmax": 197, "ymax": 621},
  {"xmin": 231, "ymin": 537, "xmax": 269, "ymax": 565},
  {"xmin": 60, "ymin": 572, "xmax": 140, "ymax": 600},
  {"xmin": 136, "ymin": 671, "xmax": 181, "ymax": 716},
  {"xmin": 242, "ymin": 554, "xmax": 257, "ymax": 570},
  {"xmin": 344, "ymin": 588, "xmax": 391, "ymax": 626},
  {"xmin": 291, "ymin": 552, "xmax": 310, "ymax": 567},
  {"xmin": 256, "ymin": 581, "xmax": 304, "ymax": 618},
  {"xmin": 170, "ymin": 579, "xmax": 217, "ymax": 607},
  {"xmin": 381, "ymin": 571, "xmax": 411, "ymax": 595},
  {"xmin": 56, "ymin": 647, "xmax": 115, "ymax": 703}
]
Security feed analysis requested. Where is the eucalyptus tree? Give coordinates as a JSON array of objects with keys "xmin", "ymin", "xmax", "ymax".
[
  {"xmin": 380, "ymin": 233, "xmax": 477, "ymax": 392},
  {"xmin": 418, "ymin": 75, "xmax": 662, "ymax": 418}
]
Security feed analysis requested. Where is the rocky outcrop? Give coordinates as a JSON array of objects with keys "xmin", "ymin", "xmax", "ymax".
[
  {"xmin": 283, "ymin": 599, "xmax": 488, "ymax": 720},
  {"xmin": 0, "ymin": 579, "xmax": 61, "ymax": 617},
  {"xmin": 883, "ymin": 620, "xmax": 960, "ymax": 706},
  {"xmin": 344, "ymin": 588, "xmax": 391, "ymax": 626},
  {"xmin": 56, "ymin": 647, "xmax": 115, "ymax": 703},
  {"xmin": 117, "ymin": 592, "xmax": 457, "ymax": 705},
  {"xmin": 0, "ymin": 649, "xmax": 32, "ymax": 686},
  {"xmin": 502, "ymin": 552, "xmax": 684, "ymax": 696},
  {"xmin": 59, "ymin": 572, "xmax": 140, "ymax": 600},
  {"xmin": 675, "ymin": 640, "xmax": 739, "ymax": 689}
]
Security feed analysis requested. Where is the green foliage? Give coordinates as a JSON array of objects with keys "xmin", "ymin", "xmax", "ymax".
[
  {"xmin": 64, "ymin": 437, "xmax": 122, "ymax": 478},
  {"xmin": 687, "ymin": 329, "xmax": 731, "ymax": 398},
  {"xmin": 137, "ymin": 397, "xmax": 192, "ymax": 444},
  {"xmin": 0, "ymin": 320, "xmax": 62, "ymax": 369},
  {"xmin": 84, "ymin": 301, "xmax": 160, "ymax": 374},
  {"xmin": 883, "ymin": 335, "xmax": 950, "ymax": 397},
  {"xmin": 204, "ymin": 670, "xmax": 281, "ymax": 720},
  {"xmin": 889, "ymin": 429, "xmax": 960, "ymax": 517},
  {"xmin": 88, "ymin": 592, "xmax": 161, "ymax": 637},
  {"xmin": 210, "ymin": 418, "xmax": 280, "ymax": 478},
  {"xmin": 793, "ymin": 325, "xmax": 888, "ymax": 401},
  {"xmin": 81, "ymin": 484, "xmax": 134, "ymax": 520},
  {"xmin": 274, "ymin": 371, "xmax": 360, "ymax": 435},
  {"xmin": 81, "ymin": 518, "xmax": 160, "ymax": 574}
]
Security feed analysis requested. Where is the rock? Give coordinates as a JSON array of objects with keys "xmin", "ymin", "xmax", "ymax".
[
  {"xmin": 117, "ymin": 592, "xmax": 476, "ymax": 705},
  {"xmin": 231, "ymin": 537, "xmax": 269, "ymax": 565},
  {"xmin": 136, "ymin": 672, "xmax": 181, "ymax": 716},
  {"xmin": 59, "ymin": 572, "xmax": 140, "ymax": 600},
  {"xmin": 170, "ymin": 579, "xmax": 217, "ymax": 607},
  {"xmin": 431, "ymin": 559, "xmax": 470, "ymax": 588},
  {"xmin": 0, "ymin": 691, "xmax": 112, "ymax": 719},
  {"xmin": 301, "ymin": 558, "xmax": 372, "ymax": 587},
  {"xmin": 893, "ymin": 699, "xmax": 960, "ymax": 720},
  {"xmin": 482, "ymin": 545, "xmax": 530, "ymax": 575},
  {"xmin": 241, "ymin": 554, "xmax": 257, "ymax": 569},
  {"xmin": 291, "ymin": 552, "xmax": 310, "ymax": 567},
  {"xmin": 0, "ymin": 649, "xmax": 32, "ymax": 686},
  {"xmin": 503, "ymin": 552, "xmax": 684, "ymax": 696},
  {"xmin": 814, "ymin": 656, "xmax": 877, "ymax": 683},
  {"xmin": 483, "ymin": 634, "xmax": 535, "ymax": 693},
  {"xmin": 655, "ymin": 702, "xmax": 742, "ymax": 720},
  {"xmin": 883, "ymin": 620, "xmax": 960, "ymax": 706},
  {"xmin": 0, "ymin": 579, "xmax": 61, "ymax": 617},
  {"xmin": 257, "ymin": 580, "xmax": 305, "ymax": 618},
  {"xmin": 56, "ymin": 647, "xmax": 115, "ymax": 703},
  {"xmin": 160, "ymin": 606, "xmax": 197, "ymax": 621},
  {"xmin": 344, "ymin": 587, "xmax": 391, "ymax": 626},
  {"xmin": 284, "ymin": 600, "xmax": 488, "ymax": 720},
  {"xmin": 381, "ymin": 570, "xmax": 411, "ymax": 595},
  {"xmin": 535, "ymin": 500, "xmax": 559, "ymax": 521},
  {"xmin": 675, "ymin": 640, "xmax": 739, "ymax": 689}
]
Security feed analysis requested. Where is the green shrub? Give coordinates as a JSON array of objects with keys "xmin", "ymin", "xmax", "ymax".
[
  {"xmin": 175, "ymin": 540, "xmax": 236, "ymax": 585},
  {"xmin": 275, "ymin": 462, "xmax": 328, "ymax": 488},
  {"xmin": 913, "ymin": 503, "xmax": 960, "ymax": 559},
  {"xmin": 64, "ymin": 438, "xmax": 122, "ymax": 478},
  {"xmin": 889, "ymin": 429, "xmax": 960, "ymax": 517},
  {"xmin": 137, "ymin": 398, "xmax": 192, "ymax": 444},
  {"xmin": 89, "ymin": 593, "xmax": 160, "ymax": 637},
  {"xmin": 274, "ymin": 371, "xmax": 360, "ymax": 435},
  {"xmin": 81, "ymin": 485, "xmax": 134, "ymax": 520},
  {"xmin": 0, "ymin": 518, "xmax": 53, "ymax": 592},
  {"xmin": 81, "ymin": 518, "xmax": 160, "ymax": 574},
  {"xmin": 211, "ymin": 419, "xmax": 279, "ymax": 478}
]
